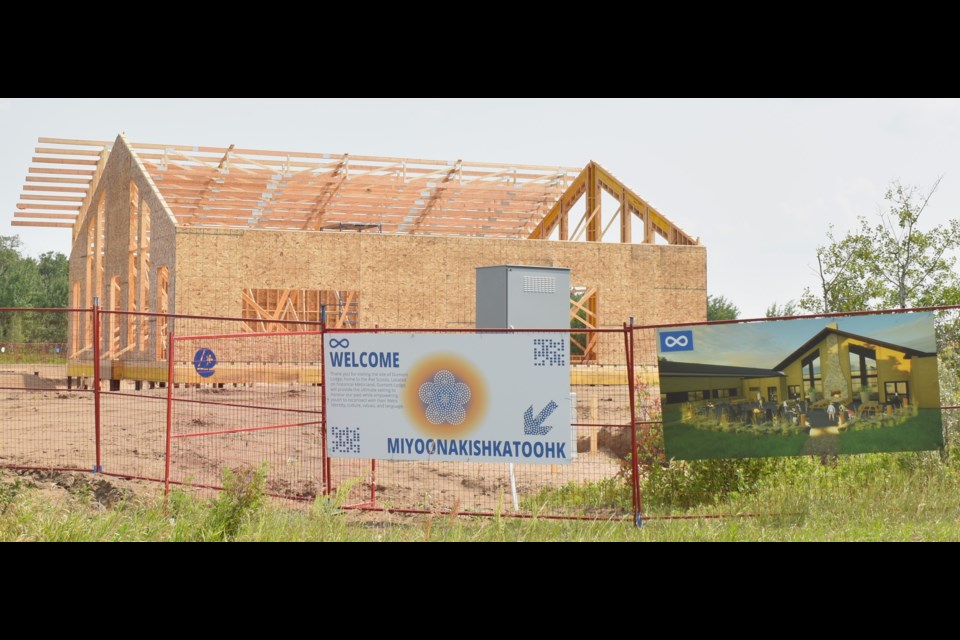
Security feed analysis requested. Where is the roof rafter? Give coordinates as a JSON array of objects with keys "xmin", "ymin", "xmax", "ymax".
[{"xmin": 12, "ymin": 137, "xmax": 697, "ymax": 247}]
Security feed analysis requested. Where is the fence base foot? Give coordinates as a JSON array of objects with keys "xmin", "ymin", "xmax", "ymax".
[{"xmin": 635, "ymin": 514, "xmax": 644, "ymax": 529}]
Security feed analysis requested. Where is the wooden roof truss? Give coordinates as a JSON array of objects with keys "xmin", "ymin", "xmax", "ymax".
[
  {"xmin": 13, "ymin": 137, "xmax": 698, "ymax": 246},
  {"xmin": 529, "ymin": 161, "xmax": 698, "ymax": 245}
]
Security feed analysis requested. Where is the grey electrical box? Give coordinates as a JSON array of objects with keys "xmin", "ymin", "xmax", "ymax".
[{"xmin": 476, "ymin": 265, "xmax": 571, "ymax": 330}]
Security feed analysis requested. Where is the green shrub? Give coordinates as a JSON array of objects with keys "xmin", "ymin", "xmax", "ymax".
[
  {"xmin": 0, "ymin": 479, "xmax": 23, "ymax": 515},
  {"xmin": 522, "ymin": 477, "xmax": 632, "ymax": 516},
  {"xmin": 168, "ymin": 465, "xmax": 270, "ymax": 542},
  {"xmin": 642, "ymin": 458, "xmax": 786, "ymax": 512},
  {"xmin": 209, "ymin": 464, "xmax": 268, "ymax": 540}
]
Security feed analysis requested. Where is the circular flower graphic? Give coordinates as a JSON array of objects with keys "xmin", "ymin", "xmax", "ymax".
[
  {"xmin": 404, "ymin": 355, "xmax": 488, "ymax": 438},
  {"xmin": 419, "ymin": 370, "xmax": 472, "ymax": 426}
]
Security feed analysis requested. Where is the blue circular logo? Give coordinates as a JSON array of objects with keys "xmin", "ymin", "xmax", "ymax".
[
  {"xmin": 330, "ymin": 339, "xmax": 351, "ymax": 349},
  {"xmin": 193, "ymin": 348, "xmax": 218, "ymax": 379}
]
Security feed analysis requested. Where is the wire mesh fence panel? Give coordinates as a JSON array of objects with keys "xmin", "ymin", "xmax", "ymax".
[
  {"xmin": 99, "ymin": 385, "xmax": 169, "ymax": 481},
  {"xmin": 326, "ymin": 328, "xmax": 636, "ymax": 520},
  {"xmin": 629, "ymin": 326, "xmax": 665, "ymax": 517},
  {"xmin": 7, "ymin": 304, "xmax": 960, "ymax": 525},
  {"xmin": 0, "ymin": 310, "xmax": 95, "ymax": 472},
  {"xmin": 168, "ymin": 328, "xmax": 324, "ymax": 500},
  {"xmin": 936, "ymin": 308, "xmax": 960, "ymax": 448},
  {"xmin": 634, "ymin": 308, "xmax": 960, "ymax": 518},
  {"xmin": 335, "ymin": 458, "xmax": 635, "ymax": 518},
  {"xmin": 97, "ymin": 312, "xmax": 173, "ymax": 481}
]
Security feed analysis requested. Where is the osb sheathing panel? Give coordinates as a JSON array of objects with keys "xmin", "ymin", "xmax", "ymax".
[
  {"xmin": 173, "ymin": 229, "xmax": 707, "ymax": 340},
  {"xmin": 67, "ymin": 136, "xmax": 177, "ymax": 362}
]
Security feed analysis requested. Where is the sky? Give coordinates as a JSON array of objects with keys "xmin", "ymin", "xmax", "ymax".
[
  {"xmin": 2, "ymin": 98, "xmax": 959, "ymax": 319},
  {"xmin": 659, "ymin": 312, "xmax": 937, "ymax": 369}
]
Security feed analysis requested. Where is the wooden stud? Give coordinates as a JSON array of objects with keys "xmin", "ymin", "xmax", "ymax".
[
  {"xmin": 17, "ymin": 203, "xmax": 81, "ymax": 211},
  {"xmin": 23, "ymin": 185, "xmax": 88, "ymax": 193},
  {"xmin": 19, "ymin": 195, "xmax": 85, "ymax": 202},
  {"xmin": 11, "ymin": 221, "xmax": 73, "ymax": 228},
  {"xmin": 585, "ymin": 164, "xmax": 601, "ymax": 242},
  {"xmin": 35, "ymin": 147, "xmax": 103, "ymax": 156},
  {"xmin": 13, "ymin": 212, "xmax": 78, "ymax": 220},
  {"xmin": 620, "ymin": 191, "xmax": 631, "ymax": 243},
  {"xmin": 26, "ymin": 176, "xmax": 92, "ymax": 184},
  {"xmin": 32, "ymin": 157, "xmax": 99, "ymax": 166},
  {"xmin": 559, "ymin": 197, "xmax": 568, "ymax": 241}
]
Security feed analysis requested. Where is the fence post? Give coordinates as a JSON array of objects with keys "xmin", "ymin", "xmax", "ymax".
[
  {"xmin": 371, "ymin": 323, "xmax": 379, "ymax": 507},
  {"xmin": 625, "ymin": 323, "xmax": 642, "ymax": 528},
  {"xmin": 92, "ymin": 299, "xmax": 102, "ymax": 474},
  {"xmin": 319, "ymin": 325, "xmax": 330, "ymax": 497},
  {"xmin": 164, "ymin": 332, "xmax": 175, "ymax": 497}
]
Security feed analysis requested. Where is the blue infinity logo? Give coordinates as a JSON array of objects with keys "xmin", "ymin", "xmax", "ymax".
[
  {"xmin": 329, "ymin": 339, "xmax": 351, "ymax": 349},
  {"xmin": 660, "ymin": 330, "xmax": 694, "ymax": 353}
]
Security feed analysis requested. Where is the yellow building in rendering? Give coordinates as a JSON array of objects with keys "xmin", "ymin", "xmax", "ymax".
[{"xmin": 662, "ymin": 324, "xmax": 940, "ymax": 410}]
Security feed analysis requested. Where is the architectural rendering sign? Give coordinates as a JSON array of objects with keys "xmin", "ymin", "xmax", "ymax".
[
  {"xmin": 325, "ymin": 333, "xmax": 572, "ymax": 464},
  {"xmin": 657, "ymin": 312, "xmax": 943, "ymax": 460}
]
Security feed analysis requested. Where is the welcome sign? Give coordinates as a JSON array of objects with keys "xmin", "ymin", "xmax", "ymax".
[{"xmin": 325, "ymin": 333, "xmax": 572, "ymax": 464}]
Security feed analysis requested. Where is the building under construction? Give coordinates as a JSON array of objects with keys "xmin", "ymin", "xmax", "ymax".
[{"xmin": 13, "ymin": 135, "xmax": 706, "ymax": 378}]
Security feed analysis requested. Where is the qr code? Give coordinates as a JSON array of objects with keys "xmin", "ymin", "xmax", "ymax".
[
  {"xmin": 331, "ymin": 426, "xmax": 361, "ymax": 456},
  {"xmin": 533, "ymin": 339, "xmax": 567, "ymax": 367}
]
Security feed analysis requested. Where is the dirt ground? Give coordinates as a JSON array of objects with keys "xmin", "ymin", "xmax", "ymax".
[
  {"xmin": 1, "ymin": 468, "xmax": 154, "ymax": 508},
  {"xmin": 1, "ymin": 364, "xmax": 630, "ymax": 515}
]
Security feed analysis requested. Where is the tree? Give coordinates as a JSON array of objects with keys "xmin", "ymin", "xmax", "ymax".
[
  {"xmin": 801, "ymin": 179, "xmax": 960, "ymax": 313},
  {"xmin": 799, "ymin": 226, "xmax": 880, "ymax": 314},
  {"xmin": 0, "ymin": 236, "xmax": 33, "ymax": 307},
  {"xmin": 766, "ymin": 300, "xmax": 799, "ymax": 319},
  {"xmin": 37, "ymin": 252, "xmax": 69, "ymax": 309},
  {"xmin": 0, "ymin": 236, "xmax": 70, "ymax": 344},
  {"xmin": 707, "ymin": 295, "xmax": 740, "ymax": 322},
  {"xmin": 33, "ymin": 252, "xmax": 70, "ymax": 342},
  {"xmin": 875, "ymin": 179, "xmax": 960, "ymax": 309}
]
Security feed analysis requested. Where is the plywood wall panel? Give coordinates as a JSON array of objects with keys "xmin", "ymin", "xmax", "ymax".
[{"xmin": 172, "ymin": 230, "xmax": 707, "ymax": 336}]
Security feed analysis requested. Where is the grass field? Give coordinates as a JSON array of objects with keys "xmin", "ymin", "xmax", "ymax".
[
  {"xmin": 2, "ymin": 451, "xmax": 960, "ymax": 541},
  {"xmin": 664, "ymin": 408, "xmax": 944, "ymax": 461}
]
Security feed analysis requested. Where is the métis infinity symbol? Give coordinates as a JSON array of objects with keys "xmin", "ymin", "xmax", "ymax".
[
  {"xmin": 663, "ymin": 336, "xmax": 689, "ymax": 348},
  {"xmin": 329, "ymin": 339, "xmax": 351, "ymax": 349}
]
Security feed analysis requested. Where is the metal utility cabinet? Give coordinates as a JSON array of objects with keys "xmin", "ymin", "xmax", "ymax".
[{"xmin": 476, "ymin": 266, "xmax": 571, "ymax": 330}]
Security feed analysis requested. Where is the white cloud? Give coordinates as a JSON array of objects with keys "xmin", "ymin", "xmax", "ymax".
[
  {"xmin": 886, "ymin": 98, "xmax": 960, "ymax": 135},
  {"xmin": 832, "ymin": 178, "xmax": 881, "ymax": 228},
  {"xmin": 902, "ymin": 97, "xmax": 960, "ymax": 114}
]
